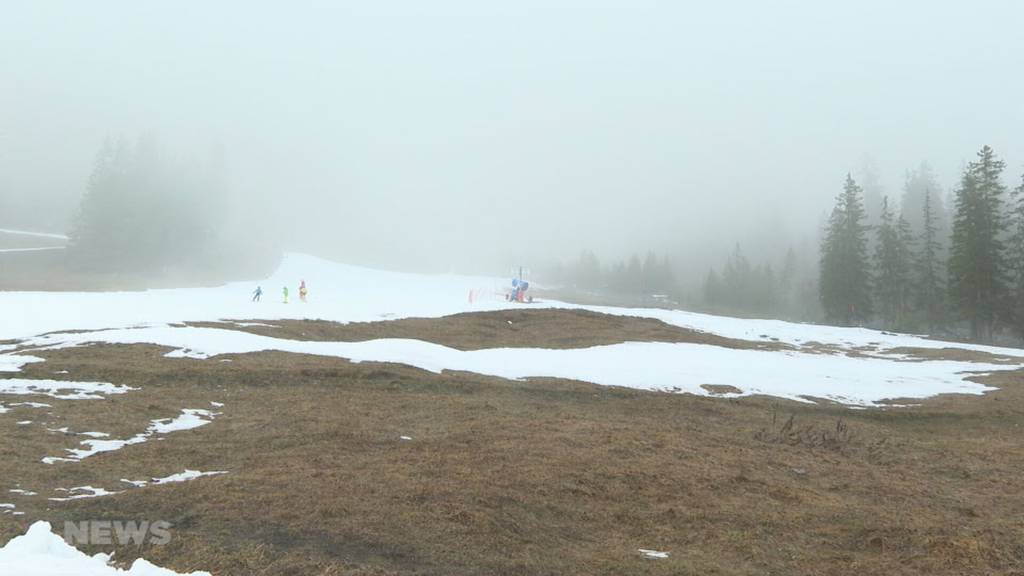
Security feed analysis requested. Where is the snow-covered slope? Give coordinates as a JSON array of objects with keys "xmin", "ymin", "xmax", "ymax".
[
  {"xmin": 1, "ymin": 252, "xmax": 1021, "ymax": 408},
  {"xmin": 4, "ymin": 252, "xmax": 1022, "ymax": 356}
]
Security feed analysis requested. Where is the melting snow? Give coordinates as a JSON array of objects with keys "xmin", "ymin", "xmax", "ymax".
[
  {"xmin": 42, "ymin": 409, "xmax": 220, "ymax": 464},
  {"xmin": 18, "ymin": 325, "xmax": 1005, "ymax": 406},
  {"xmin": 11, "ymin": 401, "xmax": 52, "ymax": 408},
  {"xmin": 0, "ymin": 521, "xmax": 211, "ymax": 575},
  {"xmin": 148, "ymin": 409, "xmax": 218, "ymax": 434},
  {"xmin": 49, "ymin": 486, "xmax": 121, "ymax": 501},
  {"xmin": 638, "ymin": 548, "xmax": 669, "ymax": 559},
  {"xmin": 0, "ymin": 379, "xmax": 134, "ymax": 400},
  {"xmin": 122, "ymin": 470, "xmax": 228, "ymax": 488}
]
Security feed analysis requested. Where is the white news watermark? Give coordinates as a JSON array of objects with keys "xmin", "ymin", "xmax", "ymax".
[{"xmin": 63, "ymin": 520, "xmax": 173, "ymax": 546}]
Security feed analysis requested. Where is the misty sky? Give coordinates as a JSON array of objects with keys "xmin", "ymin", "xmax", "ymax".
[{"xmin": 2, "ymin": 1, "xmax": 1022, "ymax": 273}]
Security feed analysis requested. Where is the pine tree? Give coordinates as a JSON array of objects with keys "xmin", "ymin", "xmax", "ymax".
[
  {"xmin": 70, "ymin": 134, "xmax": 228, "ymax": 273},
  {"xmin": 1008, "ymin": 173, "xmax": 1024, "ymax": 336},
  {"xmin": 703, "ymin": 267, "xmax": 722, "ymax": 309},
  {"xmin": 900, "ymin": 162, "xmax": 946, "ymax": 239},
  {"xmin": 948, "ymin": 145, "xmax": 1009, "ymax": 341},
  {"xmin": 873, "ymin": 198, "xmax": 913, "ymax": 328},
  {"xmin": 779, "ymin": 247, "xmax": 799, "ymax": 317},
  {"xmin": 914, "ymin": 191, "xmax": 945, "ymax": 332},
  {"xmin": 895, "ymin": 213, "xmax": 915, "ymax": 327},
  {"xmin": 754, "ymin": 263, "xmax": 778, "ymax": 313},
  {"xmin": 641, "ymin": 251, "xmax": 659, "ymax": 294},
  {"xmin": 820, "ymin": 174, "xmax": 872, "ymax": 325},
  {"xmin": 722, "ymin": 244, "xmax": 751, "ymax": 309}
]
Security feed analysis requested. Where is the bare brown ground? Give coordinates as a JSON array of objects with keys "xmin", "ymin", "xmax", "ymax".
[
  {"xmin": 190, "ymin": 309, "xmax": 788, "ymax": 352},
  {"xmin": 0, "ymin": 314, "xmax": 1022, "ymax": 575}
]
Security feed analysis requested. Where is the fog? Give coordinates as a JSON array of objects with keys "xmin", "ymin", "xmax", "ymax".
[{"xmin": 2, "ymin": 1, "xmax": 1022, "ymax": 276}]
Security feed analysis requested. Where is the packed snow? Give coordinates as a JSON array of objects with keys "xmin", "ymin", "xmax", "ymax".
[{"xmin": 0, "ymin": 522, "xmax": 210, "ymax": 576}]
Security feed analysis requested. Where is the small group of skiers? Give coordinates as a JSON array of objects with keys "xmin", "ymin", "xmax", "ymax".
[{"xmin": 252, "ymin": 280, "xmax": 308, "ymax": 303}]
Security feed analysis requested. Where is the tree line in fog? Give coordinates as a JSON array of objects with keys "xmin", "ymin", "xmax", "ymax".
[{"xmin": 552, "ymin": 145, "xmax": 1024, "ymax": 343}]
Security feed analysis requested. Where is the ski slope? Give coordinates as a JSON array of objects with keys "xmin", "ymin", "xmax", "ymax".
[
  {"xmin": 1, "ymin": 253, "xmax": 1020, "ymax": 406},
  {"xmin": 1, "ymin": 252, "xmax": 1022, "ymax": 573},
  {"xmin": 0, "ymin": 228, "xmax": 69, "ymax": 241}
]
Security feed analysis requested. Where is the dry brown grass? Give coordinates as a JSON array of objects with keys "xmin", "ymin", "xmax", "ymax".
[
  {"xmin": 191, "ymin": 309, "xmax": 788, "ymax": 352},
  {"xmin": 0, "ymin": 314, "xmax": 1022, "ymax": 575}
]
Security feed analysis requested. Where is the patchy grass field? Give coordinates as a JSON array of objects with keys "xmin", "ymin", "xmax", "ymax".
[{"xmin": 2, "ymin": 310, "xmax": 1023, "ymax": 575}]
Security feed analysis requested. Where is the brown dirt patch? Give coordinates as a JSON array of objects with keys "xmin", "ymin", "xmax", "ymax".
[
  {"xmin": 0, "ymin": 316, "xmax": 1021, "ymax": 575},
  {"xmin": 191, "ymin": 308, "xmax": 789, "ymax": 352},
  {"xmin": 700, "ymin": 384, "xmax": 743, "ymax": 395},
  {"xmin": 886, "ymin": 346, "xmax": 1024, "ymax": 364}
]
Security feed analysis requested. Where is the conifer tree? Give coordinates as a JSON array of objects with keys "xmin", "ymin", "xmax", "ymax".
[
  {"xmin": 1008, "ymin": 173, "xmax": 1024, "ymax": 336},
  {"xmin": 779, "ymin": 247, "xmax": 799, "ymax": 316},
  {"xmin": 948, "ymin": 145, "xmax": 1009, "ymax": 341},
  {"xmin": 873, "ymin": 198, "xmax": 913, "ymax": 328},
  {"xmin": 820, "ymin": 174, "xmax": 872, "ymax": 325},
  {"xmin": 901, "ymin": 162, "xmax": 946, "ymax": 239},
  {"xmin": 915, "ymin": 191, "xmax": 945, "ymax": 332},
  {"xmin": 703, "ymin": 267, "xmax": 722, "ymax": 309}
]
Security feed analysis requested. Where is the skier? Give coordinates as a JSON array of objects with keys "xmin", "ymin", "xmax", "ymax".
[
  {"xmin": 299, "ymin": 280, "xmax": 308, "ymax": 303},
  {"xmin": 283, "ymin": 286, "xmax": 289, "ymax": 304},
  {"xmin": 252, "ymin": 286, "xmax": 263, "ymax": 302}
]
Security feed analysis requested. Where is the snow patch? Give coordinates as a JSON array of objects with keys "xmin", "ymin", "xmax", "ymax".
[
  {"xmin": 48, "ymin": 486, "xmax": 121, "ymax": 501},
  {"xmin": 43, "ymin": 409, "xmax": 219, "ymax": 464},
  {"xmin": 0, "ymin": 521, "xmax": 211, "ymax": 575},
  {"xmin": 122, "ymin": 470, "xmax": 228, "ymax": 488},
  {"xmin": 9, "ymin": 489, "xmax": 38, "ymax": 496},
  {"xmin": 0, "ymin": 379, "xmax": 134, "ymax": 400},
  {"xmin": 638, "ymin": 548, "xmax": 669, "ymax": 559},
  {"xmin": 147, "ymin": 409, "xmax": 218, "ymax": 434},
  {"xmin": 20, "ymin": 325, "xmax": 1006, "ymax": 407}
]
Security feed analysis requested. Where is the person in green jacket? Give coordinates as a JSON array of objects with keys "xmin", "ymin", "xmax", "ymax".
[{"xmin": 282, "ymin": 286, "xmax": 289, "ymax": 304}]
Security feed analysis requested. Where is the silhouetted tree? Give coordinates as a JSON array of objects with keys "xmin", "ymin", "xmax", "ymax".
[
  {"xmin": 1008, "ymin": 172, "xmax": 1024, "ymax": 337},
  {"xmin": 948, "ymin": 145, "xmax": 1009, "ymax": 341},
  {"xmin": 820, "ymin": 174, "xmax": 872, "ymax": 325},
  {"xmin": 71, "ymin": 134, "xmax": 226, "ymax": 273},
  {"xmin": 914, "ymin": 191, "xmax": 945, "ymax": 332},
  {"xmin": 873, "ymin": 197, "xmax": 914, "ymax": 328}
]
